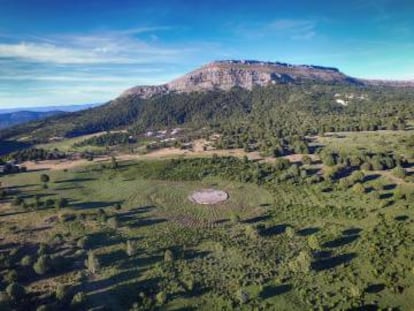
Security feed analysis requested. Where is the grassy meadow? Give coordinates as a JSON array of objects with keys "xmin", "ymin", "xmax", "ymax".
[{"xmin": 0, "ymin": 153, "xmax": 413, "ymax": 310}]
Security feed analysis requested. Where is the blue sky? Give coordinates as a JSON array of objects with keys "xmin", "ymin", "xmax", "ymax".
[{"xmin": 0, "ymin": 0, "xmax": 413, "ymax": 108}]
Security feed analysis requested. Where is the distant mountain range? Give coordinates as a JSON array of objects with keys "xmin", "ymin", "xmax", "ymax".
[
  {"xmin": 0, "ymin": 104, "xmax": 101, "ymax": 129},
  {"xmin": 0, "ymin": 103, "xmax": 100, "ymax": 114}
]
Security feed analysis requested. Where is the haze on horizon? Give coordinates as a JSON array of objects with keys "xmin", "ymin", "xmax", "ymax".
[{"xmin": 0, "ymin": 0, "xmax": 413, "ymax": 108}]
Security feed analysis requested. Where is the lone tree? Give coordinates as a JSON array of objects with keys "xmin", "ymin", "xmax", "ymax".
[
  {"xmin": 164, "ymin": 249, "xmax": 174, "ymax": 262},
  {"xmin": 111, "ymin": 156, "xmax": 118, "ymax": 169},
  {"xmin": 126, "ymin": 240, "xmax": 138, "ymax": 257},
  {"xmin": 40, "ymin": 173, "xmax": 50, "ymax": 189},
  {"xmin": 86, "ymin": 251, "xmax": 100, "ymax": 274}
]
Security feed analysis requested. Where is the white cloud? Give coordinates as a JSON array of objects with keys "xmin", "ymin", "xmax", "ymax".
[{"xmin": 0, "ymin": 27, "xmax": 194, "ymax": 64}]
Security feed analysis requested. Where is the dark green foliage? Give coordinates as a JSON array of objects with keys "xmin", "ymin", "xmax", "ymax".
[
  {"xmin": 164, "ymin": 249, "xmax": 174, "ymax": 262},
  {"xmin": 40, "ymin": 174, "xmax": 50, "ymax": 183},
  {"xmin": 71, "ymin": 291, "xmax": 87, "ymax": 307},
  {"xmin": 74, "ymin": 132, "xmax": 136, "ymax": 147},
  {"xmin": 1, "ymin": 148, "xmax": 66, "ymax": 163},
  {"xmin": 33, "ymin": 255, "xmax": 51, "ymax": 275},
  {"xmin": 6, "ymin": 282, "xmax": 25, "ymax": 300},
  {"xmin": 56, "ymin": 197, "xmax": 69, "ymax": 209},
  {"xmin": 2, "ymin": 83, "xmax": 413, "ymax": 146},
  {"xmin": 86, "ymin": 251, "xmax": 100, "ymax": 274}
]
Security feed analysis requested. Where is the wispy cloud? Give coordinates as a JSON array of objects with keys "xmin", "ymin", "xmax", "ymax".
[
  {"xmin": 267, "ymin": 19, "xmax": 317, "ymax": 40},
  {"xmin": 0, "ymin": 28, "xmax": 192, "ymax": 65}
]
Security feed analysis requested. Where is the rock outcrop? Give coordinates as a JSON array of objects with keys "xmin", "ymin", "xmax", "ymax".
[{"xmin": 120, "ymin": 60, "xmax": 413, "ymax": 99}]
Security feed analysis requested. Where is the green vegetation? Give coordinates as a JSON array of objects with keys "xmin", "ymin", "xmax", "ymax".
[{"xmin": 0, "ymin": 151, "xmax": 413, "ymax": 310}]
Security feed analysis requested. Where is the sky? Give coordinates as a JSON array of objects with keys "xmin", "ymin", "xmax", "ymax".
[{"xmin": 0, "ymin": 0, "xmax": 413, "ymax": 108}]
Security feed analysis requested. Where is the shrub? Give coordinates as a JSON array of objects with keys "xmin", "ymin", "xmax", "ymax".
[
  {"xmin": 360, "ymin": 162, "xmax": 372, "ymax": 171},
  {"xmin": 392, "ymin": 166, "xmax": 407, "ymax": 179},
  {"xmin": 56, "ymin": 198, "xmax": 69, "ymax": 209},
  {"xmin": 126, "ymin": 240, "xmax": 138, "ymax": 257},
  {"xmin": 33, "ymin": 255, "xmax": 51, "ymax": 275},
  {"xmin": 164, "ymin": 249, "xmax": 174, "ymax": 262},
  {"xmin": 352, "ymin": 183, "xmax": 366, "ymax": 194},
  {"xmin": 11, "ymin": 196, "xmax": 24, "ymax": 206},
  {"xmin": 37, "ymin": 243, "xmax": 48, "ymax": 256},
  {"xmin": 5, "ymin": 270, "xmax": 18, "ymax": 283},
  {"xmin": 77, "ymin": 236, "xmax": 89, "ymax": 249},
  {"xmin": 307, "ymin": 235, "xmax": 320, "ymax": 250},
  {"xmin": 156, "ymin": 291, "xmax": 167, "ymax": 305},
  {"xmin": 302, "ymin": 155, "xmax": 312, "ymax": 165},
  {"xmin": 55, "ymin": 284, "xmax": 70, "ymax": 302},
  {"xmin": 86, "ymin": 251, "xmax": 100, "ymax": 274},
  {"xmin": 6, "ymin": 282, "xmax": 25, "ymax": 300},
  {"xmin": 40, "ymin": 174, "xmax": 50, "ymax": 183},
  {"xmin": 107, "ymin": 216, "xmax": 119, "ymax": 229},
  {"xmin": 114, "ymin": 202, "xmax": 122, "ymax": 210},
  {"xmin": 20, "ymin": 255, "xmax": 33, "ymax": 267},
  {"xmin": 71, "ymin": 291, "xmax": 87, "ymax": 307}
]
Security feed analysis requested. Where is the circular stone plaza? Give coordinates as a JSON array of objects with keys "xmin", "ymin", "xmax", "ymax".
[{"xmin": 188, "ymin": 189, "xmax": 229, "ymax": 205}]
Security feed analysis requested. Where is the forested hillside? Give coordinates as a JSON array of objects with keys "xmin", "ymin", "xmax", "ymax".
[{"xmin": 1, "ymin": 83, "xmax": 413, "ymax": 145}]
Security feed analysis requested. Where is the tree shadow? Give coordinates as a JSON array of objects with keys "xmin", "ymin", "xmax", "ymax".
[
  {"xmin": 395, "ymin": 215, "xmax": 409, "ymax": 221},
  {"xmin": 86, "ymin": 232, "xmax": 124, "ymax": 249},
  {"xmin": 379, "ymin": 193, "xmax": 393, "ymax": 200},
  {"xmin": 297, "ymin": 227, "xmax": 320, "ymax": 236},
  {"xmin": 323, "ymin": 235, "xmax": 359, "ymax": 248},
  {"xmin": 128, "ymin": 217, "xmax": 167, "ymax": 228},
  {"xmin": 383, "ymin": 184, "xmax": 396, "ymax": 191},
  {"xmin": 71, "ymin": 200, "xmax": 122, "ymax": 210},
  {"xmin": 100, "ymin": 249, "xmax": 128, "ymax": 267},
  {"xmin": 312, "ymin": 253, "xmax": 356, "ymax": 271},
  {"xmin": 85, "ymin": 275, "xmax": 161, "ymax": 310},
  {"xmin": 363, "ymin": 174, "xmax": 381, "ymax": 183},
  {"xmin": 260, "ymin": 284, "xmax": 292, "ymax": 299},
  {"xmin": 365, "ymin": 283, "xmax": 385, "ymax": 294},
  {"xmin": 54, "ymin": 177, "xmax": 97, "ymax": 184},
  {"xmin": 347, "ymin": 304, "xmax": 380, "ymax": 311},
  {"xmin": 260, "ymin": 224, "xmax": 288, "ymax": 236},
  {"xmin": 342, "ymin": 228, "xmax": 362, "ymax": 236},
  {"xmin": 117, "ymin": 206, "xmax": 155, "ymax": 221},
  {"xmin": 242, "ymin": 214, "xmax": 271, "ymax": 224}
]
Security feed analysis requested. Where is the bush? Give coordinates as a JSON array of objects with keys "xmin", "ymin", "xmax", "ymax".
[
  {"xmin": 77, "ymin": 236, "xmax": 89, "ymax": 249},
  {"xmin": 156, "ymin": 291, "xmax": 167, "ymax": 305},
  {"xmin": 352, "ymin": 183, "xmax": 366, "ymax": 194},
  {"xmin": 56, "ymin": 198, "xmax": 69, "ymax": 209},
  {"xmin": 392, "ymin": 166, "xmax": 407, "ymax": 179},
  {"xmin": 164, "ymin": 250, "xmax": 174, "ymax": 262},
  {"xmin": 40, "ymin": 174, "xmax": 50, "ymax": 183},
  {"xmin": 126, "ymin": 240, "xmax": 138, "ymax": 257},
  {"xmin": 107, "ymin": 216, "xmax": 119, "ymax": 229},
  {"xmin": 55, "ymin": 284, "xmax": 70, "ymax": 302},
  {"xmin": 302, "ymin": 155, "xmax": 312, "ymax": 165},
  {"xmin": 86, "ymin": 251, "xmax": 100, "ymax": 274},
  {"xmin": 6, "ymin": 282, "xmax": 25, "ymax": 300},
  {"xmin": 71, "ymin": 291, "xmax": 87, "ymax": 307},
  {"xmin": 5, "ymin": 270, "xmax": 18, "ymax": 283},
  {"xmin": 20, "ymin": 255, "xmax": 33, "ymax": 267},
  {"xmin": 33, "ymin": 255, "xmax": 51, "ymax": 275},
  {"xmin": 11, "ymin": 196, "xmax": 24, "ymax": 206}
]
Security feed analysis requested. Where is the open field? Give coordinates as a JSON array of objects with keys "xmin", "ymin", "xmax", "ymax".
[{"xmin": 1, "ymin": 152, "xmax": 413, "ymax": 310}]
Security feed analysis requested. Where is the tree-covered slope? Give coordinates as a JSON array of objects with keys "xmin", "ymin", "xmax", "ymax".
[{"xmin": 1, "ymin": 83, "xmax": 413, "ymax": 144}]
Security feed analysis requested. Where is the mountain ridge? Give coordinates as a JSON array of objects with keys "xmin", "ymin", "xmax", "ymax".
[{"xmin": 120, "ymin": 60, "xmax": 414, "ymax": 99}]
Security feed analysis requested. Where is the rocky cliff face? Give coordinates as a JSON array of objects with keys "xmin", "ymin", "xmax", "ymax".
[{"xmin": 119, "ymin": 60, "xmax": 411, "ymax": 99}]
